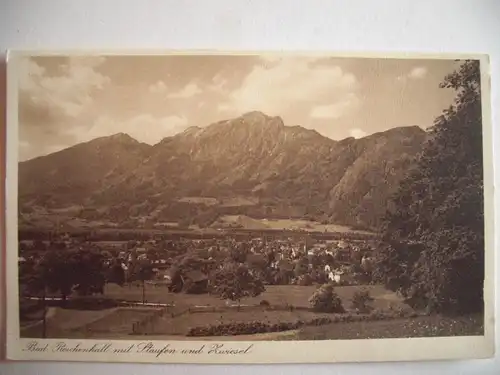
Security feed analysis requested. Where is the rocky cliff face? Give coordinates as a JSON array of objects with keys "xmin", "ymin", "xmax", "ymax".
[{"xmin": 19, "ymin": 111, "xmax": 427, "ymax": 229}]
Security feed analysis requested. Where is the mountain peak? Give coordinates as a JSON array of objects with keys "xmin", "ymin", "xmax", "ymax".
[
  {"xmin": 182, "ymin": 126, "xmax": 202, "ymax": 135},
  {"xmin": 371, "ymin": 125, "xmax": 426, "ymax": 139},
  {"xmin": 100, "ymin": 132, "xmax": 139, "ymax": 144},
  {"xmin": 235, "ymin": 111, "xmax": 285, "ymax": 129},
  {"xmin": 240, "ymin": 111, "xmax": 271, "ymax": 119}
]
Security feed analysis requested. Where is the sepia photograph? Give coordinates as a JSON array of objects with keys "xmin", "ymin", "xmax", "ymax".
[{"xmin": 4, "ymin": 51, "xmax": 494, "ymax": 363}]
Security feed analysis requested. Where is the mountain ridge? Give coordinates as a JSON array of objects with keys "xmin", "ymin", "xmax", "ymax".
[{"xmin": 18, "ymin": 112, "xmax": 427, "ymax": 230}]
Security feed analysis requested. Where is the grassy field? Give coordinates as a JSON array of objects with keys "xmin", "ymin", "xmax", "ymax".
[
  {"xmin": 103, "ymin": 283, "xmax": 409, "ymax": 311},
  {"xmin": 215, "ymin": 215, "xmax": 373, "ymax": 234},
  {"xmin": 139, "ymin": 309, "xmax": 334, "ymax": 336},
  {"xmin": 290, "ymin": 314, "xmax": 484, "ymax": 340},
  {"xmin": 23, "ymin": 284, "xmax": 413, "ymax": 339},
  {"xmin": 30, "ymin": 308, "xmax": 484, "ymax": 341},
  {"xmin": 23, "ymin": 283, "xmax": 484, "ymax": 341}
]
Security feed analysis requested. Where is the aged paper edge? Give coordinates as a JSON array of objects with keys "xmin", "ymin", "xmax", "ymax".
[{"xmin": 3, "ymin": 50, "xmax": 495, "ymax": 364}]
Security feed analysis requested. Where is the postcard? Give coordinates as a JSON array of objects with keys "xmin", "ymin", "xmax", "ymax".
[{"xmin": 3, "ymin": 51, "xmax": 495, "ymax": 364}]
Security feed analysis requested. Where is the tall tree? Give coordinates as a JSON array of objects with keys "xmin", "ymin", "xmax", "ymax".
[
  {"xmin": 106, "ymin": 259, "xmax": 126, "ymax": 286},
  {"xmin": 32, "ymin": 248, "xmax": 107, "ymax": 303},
  {"xmin": 209, "ymin": 263, "xmax": 265, "ymax": 307},
  {"xmin": 374, "ymin": 60, "xmax": 484, "ymax": 314}
]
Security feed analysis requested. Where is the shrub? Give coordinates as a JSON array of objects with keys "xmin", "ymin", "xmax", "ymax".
[
  {"xmin": 308, "ymin": 283, "xmax": 345, "ymax": 313},
  {"xmin": 259, "ymin": 300, "xmax": 270, "ymax": 307},
  {"xmin": 186, "ymin": 318, "xmax": 336, "ymax": 337},
  {"xmin": 298, "ymin": 274, "xmax": 313, "ymax": 286},
  {"xmin": 351, "ymin": 289, "xmax": 375, "ymax": 313}
]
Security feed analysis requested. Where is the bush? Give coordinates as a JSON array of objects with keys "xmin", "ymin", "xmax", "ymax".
[
  {"xmin": 298, "ymin": 274, "xmax": 313, "ymax": 286},
  {"xmin": 183, "ymin": 279, "xmax": 208, "ymax": 294},
  {"xmin": 351, "ymin": 289, "xmax": 374, "ymax": 313},
  {"xmin": 259, "ymin": 300, "xmax": 270, "ymax": 307},
  {"xmin": 308, "ymin": 283, "xmax": 345, "ymax": 313},
  {"xmin": 186, "ymin": 318, "xmax": 335, "ymax": 337}
]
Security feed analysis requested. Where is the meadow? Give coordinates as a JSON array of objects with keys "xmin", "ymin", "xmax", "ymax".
[
  {"xmin": 102, "ymin": 283, "xmax": 408, "ymax": 311},
  {"xmin": 22, "ymin": 283, "xmax": 417, "ymax": 339}
]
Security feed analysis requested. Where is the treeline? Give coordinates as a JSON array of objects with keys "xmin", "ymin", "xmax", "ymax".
[{"xmin": 19, "ymin": 227, "xmax": 376, "ymax": 243}]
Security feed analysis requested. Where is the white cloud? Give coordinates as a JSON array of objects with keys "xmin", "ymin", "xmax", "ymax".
[
  {"xmin": 217, "ymin": 103, "xmax": 232, "ymax": 113},
  {"xmin": 408, "ymin": 66, "xmax": 427, "ymax": 79},
  {"xmin": 310, "ymin": 93, "xmax": 360, "ymax": 119},
  {"xmin": 149, "ymin": 80, "xmax": 167, "ymax": 94},
  {"xmin": 77, "ymin": 114, "xmax": 189, "ymax": 145},
  {"xmin": 349, "ymin": 128, "xmax": 367, "ymax": 139},
  {"xmin": 19, "ymin": 56, "xmax": 110, "ymax": 118},
  {"xmin": 218, "ymin": 57, "xmax": 358, "ymax": 117},
  {"xmin": 168, "ymin": 82, "xmax": 202, "ymax": 99},
  {"xmin": 209, "ymin": 73, "xmax": 229, "ymax": 93}
]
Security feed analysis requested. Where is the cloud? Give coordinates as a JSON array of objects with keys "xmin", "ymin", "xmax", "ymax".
[
  {"xmin": 149, "ymin": 80, "xmax": 167, "ymax": 94},
  {"xmin": 408, "ymin": 66, "xmax": 427, "ymax": 79},
  {"xmin": 168, "ymin": 82, "xmax": 202, "ymax": 98},
  {"xmin": 218, "ymin": 57, "xmax": 358, "ymax": 117},
  {"xmin": 19, "ymin": 56, "xmax": 110, "ymax": 121},
  {"xmin": 310, "ymin": 93, "xmax": 360, "ymax": 119},
  {"xmin": 349, "ymin": 128, "xmax": 367, "ymax": 139},
  {"xmin": 77, "ymin": 114, "xmax": 189, "ymax": 145},
  {"xmin": 209, "ymin": 73, "xmax": 229, "ymax": 93}
]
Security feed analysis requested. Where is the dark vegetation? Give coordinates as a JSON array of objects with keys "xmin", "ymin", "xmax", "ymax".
[{"xmin": 373, "ymin": 60, "xmax": 484, "ymax": 316}]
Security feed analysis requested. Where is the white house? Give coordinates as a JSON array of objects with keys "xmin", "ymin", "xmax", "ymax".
[{"xmin": 328, "ymin": 272, "xmax": 341, "ymax": 283}]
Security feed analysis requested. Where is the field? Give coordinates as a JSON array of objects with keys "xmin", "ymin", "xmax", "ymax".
[
  {"xmin": 214, "ymin": 215, "xmax": 373, "ymax": 234},
  {"xmin": 291, "ymin": 314, "xmax": 484, "ymax": 340},
  {"xmin": 22, "ymin": 284, "xmax": 419, "ymax": 339},
  {"xmin": 134, "ymin": 309, "xmax": 335, "ymax": 336},
  {"xmin": 103, "ymin": 284, "xmax": 409, "ymax": 311}
]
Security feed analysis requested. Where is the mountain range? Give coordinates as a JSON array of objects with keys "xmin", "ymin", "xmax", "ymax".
[{"xmin": 18, "ymin": 111, "xmax": 427, "ymax": 231}]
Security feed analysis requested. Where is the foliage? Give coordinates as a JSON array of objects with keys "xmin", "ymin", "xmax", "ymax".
[
  {"xmin": 298, "ymin": 274, "xmax": 313, "ymax": 286},
  {"xmin": 209, "ymin": 262, "xmax": 265, "ymax": 303},
  {"xmin": 167, "ymin": 252, "xmax": 214, "ymax": 293},
  {"xmin": 127, "ymin": 259, "xmax": 155, "ymax": 284},
  {"xmin": 374, "ymin": 60, "xmax": 484, "ymax": 314},
  {"xmin": 229, "ymin": 244, "xmax": 248, "ymax": 263},
  {"xmin": 72, "ymin": 249, "xmax": 106, "ymax": 296},
  {"xmin": 106, "ymin": 260, "xmax": 126, "ymax": 286},
  {"xmin": 308, "ymin": 283, "xmax": 345, "ymax": 313},
  {"xmin": 351, "ymin": 289, "xmax": 375, "ymax": 313},
  {"xmin": 294, "ymin": 257, "xmax": 309, "ymax": 277},
  {"xmin": 20, "ymin": 248, "xmax": 107, "ymax": 301}
]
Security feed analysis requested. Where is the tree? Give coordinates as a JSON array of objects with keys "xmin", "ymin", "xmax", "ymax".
[
  {"xmin": 209, "ymin": 263, "xmax": 265, "ymax": 307},
  {"xmin": 21, "ymin": 248, "xmax": 107, "ymax": 315},
  {"xmin": 308, "ymin": 283, "xmax": 345, "ymax": 313},
  {"xmin": 293, "ymin": 257, "xmax": 309, "ymax": 278},
  {"xmin": 247, "ymin": 253, "xmax": 268, "ymax": 279},
  {"xmin": 374, "ymin": 60, "xmax": 484, "ymax": 314},
  {"xmin": 167, "ymin": 252, "xmax": 215, "ymax": 293},
  {"xmin": 229, "ymin": 244, "xmax": 248, "ymax": 263},
  {"xmin": 72, "ymin": 249, "xmax": 106, "ymax": 296},
  {"xmin": 106, "ymin": 260, "xmax": 126, "ymax": 286}
]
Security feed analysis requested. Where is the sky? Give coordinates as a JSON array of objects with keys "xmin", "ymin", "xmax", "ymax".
[{"xmin": 17, "ymin": 54, "xmax": 462, "ymax": 161}]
